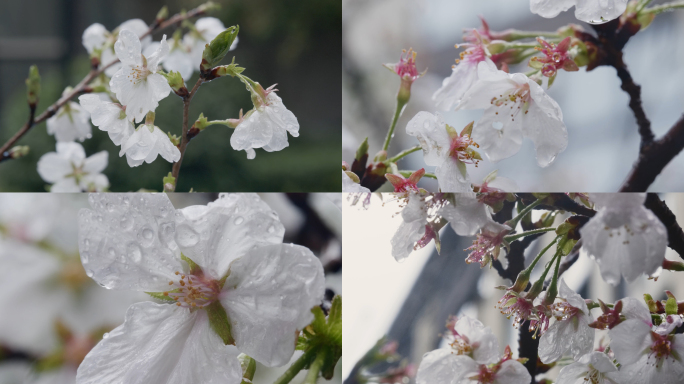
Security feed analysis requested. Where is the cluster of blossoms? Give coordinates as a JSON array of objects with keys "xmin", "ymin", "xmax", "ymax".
[
  {"xmin": 343, "ymin": 0, "xmax": 655, "ymax": 194},
  {"xmin": 36, "ymin": 7, "xmax": 299, "ymax": 192},
  {"xmin": 373, "ymin": 190, "xmax": 684, "ymax": 383},
  {"xmin": 74, "ymin": 193, "xmax": 326, "ymax": 383}
]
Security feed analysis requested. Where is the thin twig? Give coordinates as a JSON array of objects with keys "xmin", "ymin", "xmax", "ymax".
[
  {"xmin": 614, "ymin": 59, "xmax": 654, "ymax": 147},
  {"xmin": 0, "ymin": 4, "xmax": 211, "ymax": 160},
  {"xmin": 170, "ymin": 77, "xmax": 204, "ymax": 190},
  {"xmin": 0, "ymin": 105, "xmax": 36, "ymax": 162},
  {"xmin": 645, "ymin": 193, "xmax": 684, "ymax": 260}
]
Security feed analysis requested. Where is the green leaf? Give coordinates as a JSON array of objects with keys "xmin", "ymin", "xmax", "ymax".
[
  {"xmin": 181, "ymin": 253, "xmax": 202, "ymax": 275},
  {"xmin": 206, "ymin": 301, "xmax": 235, "ymax": 345},
  {"xmin": 355, "ymin": 137, "xmax": 369, "ymax": 162},
  {"xmin": 201, "ymin": 26, "xmax": 239, "ymax": 72},
  {"xmin": 666, "ymin": 297, "xmax": 678, "ymax": 316}
]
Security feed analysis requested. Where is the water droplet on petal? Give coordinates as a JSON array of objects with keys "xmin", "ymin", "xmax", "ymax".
[{"xmin": 234, "ymin": 217, "xmax": 244, "ymax": 225}]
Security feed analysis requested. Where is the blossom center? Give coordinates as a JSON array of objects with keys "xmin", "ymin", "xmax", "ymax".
[
  {"xmin": 649, "ymin": 332, "xmax": 674, "ymax": 367},
  {"xmin": 498, "ymin": 293, "xmax": 534, "ymax": 328},
  {"xmin": 475, "ymin": 364, "xmax": 497, "ymax": 384},
  {"xmin": 395, "ymin": 48, "xmax": 419, "ymax": 80},
  {"xmin": 466, "ymin": 230, "xmax": 506, "ymax": 267},
  {"xmin": 165, "ymin": 271, "xmax": 221, "ymax": 308},
  {"xmin": 449, "ymin": 135, "xmax": 480, "ymax": 165},
  {"xmin": 128, "ymin": 64, "xmax": 151, "ymax": 85},
  {"xmin": 489, "ymin": 83, "xmax": 531, "ymax": 122},
  {"xmin": 585, "ymin": 366, "xmax": 604, "ymax": 384}
]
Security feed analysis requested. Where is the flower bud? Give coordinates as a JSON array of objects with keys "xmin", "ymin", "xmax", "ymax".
[
  {"xmin": 355, "ymin": 137, "xmax": 369, "ymax": 162},
  {"xmin": 162, "ymin": 70, "xmax": 188, "ymax": 97},
  {"xmin": 26, "ymin": 65, "xmax": 41, "ymax": 107},
  {"xmin": 163, "ymin": 172, "xmax": 176, "ymax": 192},
  {"xmin": 156, "ymin": 6, "xmax": 168, "ymax": 24},
  {"xmin": 200, "ymin": 26, "xmax": 239, "ymax": 74},
  {"xmin": 238, "ymin": 353, "xmax": 256, "ymax": 382},
  {"xmin": 7, "ymin": 145, "xmax": 30, "ymax": 160}
]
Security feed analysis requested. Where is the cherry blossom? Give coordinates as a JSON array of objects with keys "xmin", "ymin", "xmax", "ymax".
[
  {"xmin": 457, "ymin": 61, "xmax": 568, "ymax": 167},
  {"xmin": 230, "ymin": 88, "xmax": 299, "ymax": 159},
  {"xmin": 47, "ymin": 101, "xmax": 92, "ymax": 143},
  {"xmin": 82, "ymin": 19, "xmax": 152, "ymax": 77},
  {"xmin": 78, "ymin": 94, "xmax": 135, "ymax": 146},
  {"xmin": 146, "ymin": 36, "xmax": 195, "ymax": 80},
  {"xmin": 438, "ymin": 192, "xmax": 497, "ymax": 237},
  {"xmin": 385, "ymin": 168, "xmax": 425, "ymax": 194},
  {"xmin": 118, "ymin": 123, "xmax": 180, "ymax": 167},
  {"xmin": 465, "ymin": 220, "xmax": 511, "ymax": 267},
  {"xmin": 433, "ymin": 30, "xmax": 493, "ymax": 111},
  {"xmin": 579, "ymin": 193, "xmax": 667, "ymax": 285},
  {"xmin": 76, "ymin": 193, "xmax": 325, "ymax": 383},
  {"xmin": 406, "ymin": 112, "xmax": 481, "ymax": 192},
  {"xmin": 417, "ymin": 317, "xmax": 530, "ymax": 384},
  {"xmin": 109, "ymin": 30, "xmax": 171, "ymax": 123},
  {"xmin": 555, "ymin": 351, "xmax": 620, "ymax": 384},
  {"xmin": 37, "ymin": 143, "xmax": 109, "ymax": 192},
  {"xmin": 530, "ymin": 0, "xmax": 629, "ymax": 24},
  {"xmin": 538, "ymin": 279, "xmax": 594, "ymax": 363},
  {"xmin": 608, "ymin": 297, "xmax": 684, "ymax": 384},
  {"xmin": 530, "ymin": 37, "xmax": 579, "ymax": 78}
]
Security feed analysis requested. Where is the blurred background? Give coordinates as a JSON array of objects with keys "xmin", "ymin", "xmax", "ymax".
[
  {"xmin": 0, "ymin": 0, "xmax": 341, "ymax": 192},
  {"xmin": 343, "ymin": 193, "xmax": 684, "ymax": 382},
  {"xmin": 342, "ymin": 0, "xmax": 684, "ymax": 192},
  {"xmin": 0, "ymin": 193, "xmax": 342, "ymax": 383}
]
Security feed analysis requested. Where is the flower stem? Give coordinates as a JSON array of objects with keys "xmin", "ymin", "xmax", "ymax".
[
  {"xmin": 525, "ymin": 248, "xmax": 561, "ymax": 300},
  {"xmin": 170, "ymin": 77, "xmax": 204, "ymax": 191},
  {"xmin": 382, "ymin": 99, "xmax": 408, "ymax": 152},
  {"xmin": 272, "ymin": 349, "xmax": 317, "ymax": 384},
  {"xmin": 504, "ymin": 227, "xmax": 556, "ymax": 243},
  {"xmin": 506, "ymin": 31, "xmax": 561, "ymax": 41},
  {"xmin": 526, "ymin": 235, "xmax": 560, "ymax": 272},
  {"xmin": 542, "ymin": 246, "xmax": 564, "ymax": 304},
  {"xmin": 302, "ymin": 350, "xmax": 327, "ymax": 384},
  {"xmin": 385, "ymin": 145, "xmax": 421, "ymax": 164},
  {"xmin": 643, "ymin": 0, "xmax": 684, "ymax": 14},
  {"xmin": 399, "ymin": 170, "xmax": 436, "ymax": 179},
  {"xmin": 506, "ymin": 198, "xmax": 545, "ymax": 229}
]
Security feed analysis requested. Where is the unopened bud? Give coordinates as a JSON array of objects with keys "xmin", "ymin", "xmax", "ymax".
[
  {"xmin": 162, "ymin": 71, "xmax": 188, "ymax": 97},
  {"xmin": 238, "ymin": 353, "xmax": 256, "ymax": 382},
  {"xmin": 145, "ymin": 111, "xmax": 155, "ymax": 125},
  {"xmin": 26, "ymin": 65, "xmax": 41, "ymax": 106},
  {"xmin": 8, "ymin": 145, "xmax": 30, "ymax": 159},
  {"xmin": 200, "ymin": 26, "xmax": 239, "ymax": 74},
  {"xmin": 163, "ymin": 172, "xmax": 176, "ymax": 192},
  {"xmin": 156, "ymin": 6, "xmax": 169, "ymax": 23}
]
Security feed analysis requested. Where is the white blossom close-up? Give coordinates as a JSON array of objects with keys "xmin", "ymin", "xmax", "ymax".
[
  {"xmin": 78, "ymin": 94, "xmax": 135, "ymax": 146},
  {"xmin": 580, "ymin": 193, "xmax": 667, "ymax": 285},
  {"xmin": 76, "ymin": 193, "xmax": 325, "ymax": 384},
  {"xmin": 109, "ymin": 29, "xmax": 171, "ymax": 123},
  {"xmin": 37, "ymin": 142, "xmax": 109, "ymax": 192},
  {"xmin": 555, "ymin": 351, "xmax": 620, "ymax": 384},
  {"xmin": 118, "ymin": 123, "xmax": 180, "ymax": 167},
  {"xmin": 47, "ymin": 101, "xmax": 92, "ymax": 143},
  {"xmin": 82, "ymin": 19, "xmax": 152, "ymax": 77},
  {"xmin": 230, "ymin": 91, "xmax": 299, "ymax": 159},
  {"xmin": 457, "ymin": 61, "xmax": 568, "ymax": 168}
]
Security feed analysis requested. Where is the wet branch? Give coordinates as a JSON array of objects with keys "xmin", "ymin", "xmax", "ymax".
[
  {"xmin": 645, "ymin": 193, "xmax": 684, "ymax": 260},
  {"xmin": 170, "ymin": 77, "xmax": 204, "ymax": 190}
]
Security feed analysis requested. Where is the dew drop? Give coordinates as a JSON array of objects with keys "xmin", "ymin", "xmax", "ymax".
[
  {"xmin": 175, "ymin": 224, "xmax": 200, "ymax": 247},
  {"xmin": 127, "ymin": 243, "xmax": 142, "ymax": 263},
  {"xmin": 268, "ymin": 225, "xmax": 275, "ymax": 234},
  {"xmin": 234, "ymin": 217, "xmax": 244, "ymax": 225},
  {"xmin": 142, "ymin": 228, "xmax": 154, "ymax": 239},
  {"xmin": 102, "ymin": 332, "xmax": 110, "ymax": 339},
  {"xmin": 86, "ymin": 269, "xmax": 94, "ymax": 277}
]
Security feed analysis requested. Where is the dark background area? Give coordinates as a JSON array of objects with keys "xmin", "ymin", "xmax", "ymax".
[{"xmin": 0, "ymin": 0, "xmax": 341, "ymax": 192}]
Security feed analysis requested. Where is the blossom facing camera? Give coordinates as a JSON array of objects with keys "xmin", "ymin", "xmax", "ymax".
[
  {"xmin": 230, "ymin": 89, "xmax": 299, "ymax": 159},
  {"xmin": 76, "ymin": 193, "xmax": 325, "ymax": 383},
  {"xmin": 119, "ymin": 123, "xmax": 181, "ymax": 167},
  {"xmin": 457, "ymin": 60, "xmax": 568, "ymax": 167},
  {"xmin": 84, "ymin": 19, "xmax": 152, "ymax": 77},
  {"xmin": 109, "ymin": 29, "xmax": 172, "ymax": 123},
  {"xmin": 579, "ymin": 193, "xmax": 667, "ymax": 285},
  {"xmin": 47, "ymin": 101, "xmax": 92, "ymax": 143},
  {"xmin": 530, "ymin": 0, "xmax": 629, "ymax": 24},
  {"xmin": 37, "ymin": 142, "xmax": 109, "ymax": 192},
  {"xmin": 78, "ymin": 94, "xmax": 135, "ymax": 146}
]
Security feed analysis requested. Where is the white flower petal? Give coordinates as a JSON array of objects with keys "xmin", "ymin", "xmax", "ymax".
[
  {"xmin": 494, "ymin": 360, "xmax": 531, "ymax": 384},
  {"xmin": 78, "ymin": 193, "xmax": 182, "ymax": 291},
  {"xmin": 486, "ymin": 176, "xmax": 519, "ymax": 192},
  {"xmin": 523, "ymin": 82, "xmax": 567, "ymax": 167},
  {"xmin": 230, "ymin": 110, "xmax": 274, "ymax": 151},
  {"xmin": 406, "ymin": 111, "xmax": 451, "ymax": 166},
  {"xmin": 115, "ymin": 19, "xmax": 151, "ymax": 47},
  {"xmin": 220, "ymin": 243, "xmax": 325, "ymax": 367},
  {"xmin": 80, "ymin": 173, "xmax": 110, "ymax": 192},
  {"xmin": 608, "ymin": 318, "xmax": 651, "ymax": 366},
  {"xmin": 577, "ymin": 351, "xmax": 618, "ymax": 373},
  {"xmin": 342, "ymin": 171, "xmax": 370, "ymax": 193},
  {"xmin": 559, "ymin": 279, "xmax": 589, "ymax": 314},
  {"xmin": 530, "ymin": 0, "xmax": 575, "ymax": 18},
  {"xmin": 163, "ymin": 47, "xmax": 195, "ymax": 80},
  {"xmin": 261, "ymin": 122, "xmax": 290, "ymax": 152},
  {"xmin": 146, "ymin": 35, "xmax": 170, "ymax": 70},
  {"xmin": 620, "ymin": 297, "xmax": 652, "ymax": 325},
  {"xmin": 555, "ymin": 361, "xmax": 590, "ymax": 384},
  {"xmin": 457, "ymin": 61, "xmax": 514, "ymax": 110},
  {"xmin": 416, "ymin": 350, "xmax": 478, "ymax": 384},
  {"xmin": 439, "ymin": 192, "xmax": 491, "ymax": 236},
  {"xmin": 391, "ymin": 220, "xmax": 426, "ymax": 262},
  {"xmin": 453, "ymin": 316, "xmax": 500, "ymax": 364},
  {"xmin": 574, "ymin": 0, "xmax": 629, "ymax": 24},
  {"xmin": 433, "ymin": 60, "xmax": 481, "ymax": 111},
  {"xmin": 176, "ymin": 193, "xmax": 285, "ymax": 278},
  {"xmin": 50, "ymin": 178, "xmax": 81, "ymax": 193},
  {"xmin": 37, "ymin": 152, "xmax": 73, "ymax": 183},
  {"xmin": 114, "ymin": 29, "xmax": 143, "ymax": 67},
  {"xmin": 539, "ymin": 314, "xmax": 593, "ymax": 363},
  {"xmin": 472, "ymin": 105, "xmax": 524, "ymax": 163},
  {"xmin": 435, "ymin": 158, "xmax": 472, "ymax": 193},
  {"xmin": 83, "ymin": 151, "xmax": 109, "ymax": 174},
  {"xmin": 76, "ymin": 302, "xmax": 242, "ymax": 384},
  {"xmin": 82, "ymin": 23, "xmax": 108, "ymax": 54},
  {"xmin": 120, "ymin": 126, "xmax": 179, "ymax": 166},
  {"xmin": 265, "ymin": 92, "xmax": 299, "ymax": 137}
]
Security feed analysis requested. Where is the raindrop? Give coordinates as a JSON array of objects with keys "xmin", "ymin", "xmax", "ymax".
[
  {"xmin": 127, "ymin": 243, "xmax": 143, "ymax": 263},
  {"xmin": 268, "ymin": 225, "xmax": 275, "ymax": 234},
  {"xmin": 234, "ymin": 217, "xmax": 244, "ymax": 225},
  {"xmin": 86, "ymin": 269, "xmax": 94, "ymax": 277},
  {"xmin": 102, "ymin": 333, "xmax": 110, "ymax": 339},
  {"xmin": 142, "ymin": 228, "xmax": 154, "ymax": 239},
  {"xmin": 175, "ymin": 224, "xmax": 200, "ymax": 247}
]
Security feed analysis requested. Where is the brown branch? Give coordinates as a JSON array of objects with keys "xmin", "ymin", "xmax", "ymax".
[
  {"xmin": 645, "ymin": 193, "xmax": 684, "ymax": 260},
  {"xmin": 614, "ymin": 60, "xmax": 653, "ymax": 146},
  {"xmin": 620, "ymin": 115, "xmax": 684, "ymax": 191},
  {"xmin": 0, "ymin": 105, "xmax": 36, "ymax": 162},
  {"xmin": 0, "ymin": 4, "xmax": 212, "ymax": 159},
  {"xmin": 170, "ymin": 77, "xmax": 204, "ymax": 190}
]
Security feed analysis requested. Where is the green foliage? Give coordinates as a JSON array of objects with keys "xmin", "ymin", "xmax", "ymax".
[
  {"xmin": 201, "ymin": 26, "xmax": 240, "ymax": 71},
  {"xmin": 297, "ymin": 296, "xmax": 342, "ymax": 380}
]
